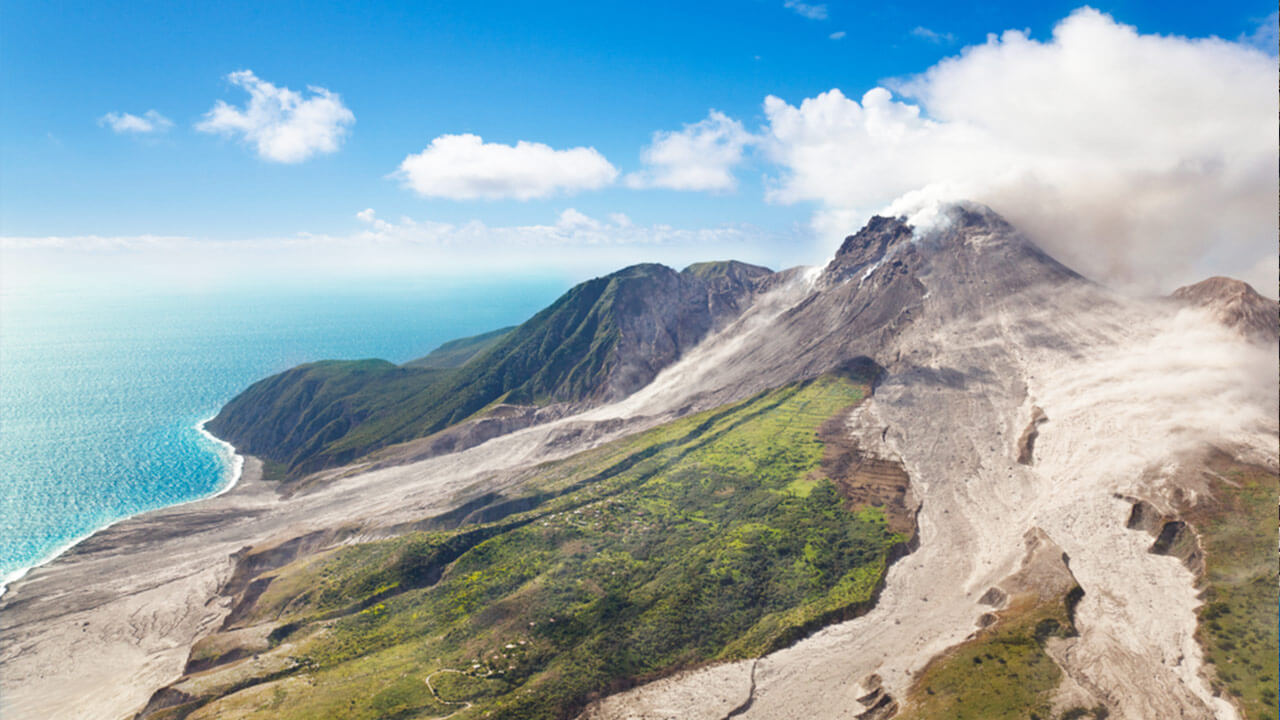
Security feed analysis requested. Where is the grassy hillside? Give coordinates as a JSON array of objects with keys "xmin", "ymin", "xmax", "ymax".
[
  {"xmin": 207, "ymin": 261, "xmax": 771, "ymax": 477},
  {"xmin": 1190, "ymin": 458, "xmax": 1278, "ymax": 720},
  {"xmin": 897, "ymin": 593, "xmax": 1084, "ymax": 720},
  {"xmin": 155, "ymin": 371, "xmax": 914, "ymax": 720}
]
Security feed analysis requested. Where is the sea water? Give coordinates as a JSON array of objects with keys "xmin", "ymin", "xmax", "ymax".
[{"xmin": 0, "ymin": 278, "xmax": 566, "ymax": 593}]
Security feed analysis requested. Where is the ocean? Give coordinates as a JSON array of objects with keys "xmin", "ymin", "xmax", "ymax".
[{"xmin": 0, "ymin": 278, "xmax": 567, "ymax": 593}]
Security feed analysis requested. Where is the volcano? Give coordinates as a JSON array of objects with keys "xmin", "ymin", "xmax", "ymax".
[{"xmin": 3, "ymin": 203, "xmax": 1275, "ymax": 720}]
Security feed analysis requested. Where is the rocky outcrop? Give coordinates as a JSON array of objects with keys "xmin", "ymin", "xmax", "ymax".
[
  {"xmin": 852, "ymin": 674, "xmax": 898, "ymax": 720},
  {"xmin": 818, "ymin": 398, "xmax": 918, "ymax": 535},
  {"xmin": 1170, "ymin": 276, "xmax": 1279, "ymax": 343},
  {"xmin": 1124, "ymin": 498, "xmax": 1206, "ymax": 576},
  {"xmin": 1016, "ymin": 405, "xmax": 1048, "ymax": 465}
]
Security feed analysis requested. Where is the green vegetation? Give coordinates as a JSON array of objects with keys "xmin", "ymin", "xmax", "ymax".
[
  {"xmin": 187, "ymin": 372, "xmax": 911, "ymax": 720},
  {"xmin": 1188, "ymin": 461, "xmax": 1279, "ymax": 720},
  {"xmin": 207, "ymin": 261, "xmax": 771, "ymax": 476},
  {"xmin": 898, "ymin": 592, "xmax": 1081, "ymax": 720}
]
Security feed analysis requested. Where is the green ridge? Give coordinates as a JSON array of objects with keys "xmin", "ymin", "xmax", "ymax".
[{"xmin": 207, "ymin": 261, "xmax": 770, "ymax": 476}]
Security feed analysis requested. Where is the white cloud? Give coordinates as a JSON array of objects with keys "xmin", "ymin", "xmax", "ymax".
[
  {"xmin": 196, "ymin": 70, "xmax": 354, "ymax": 163},
  {"xmin": 910, "ymin": 26, "xmax": 955, "ymax": 44},
  {"xmin": 395, "ymin": 134, "xmax": 618, "ymax": 200},
  {"xmin": 761, "ymin": 8, "xmax": 1279, "ymax": 294},
  {"xmin": 99, "ymin": 110, "xmax": 172, "ymax": 134},
  {"xmin": 555, "ymin": 208, "xmax": 602, "ymax": 231},
  {"xmin": 1241, "ymin": 11, "xmax": 1278, "ymax": 55},
  {"xmin": 626, "ymin": 111, "xmax": 756, "ymax": 192},
  {"xmin": 783, "ymin": 1, "xmax": 827, "ymax": 21},
  {"xmin": 829, "ymin": 31, "xmax": 847, "ymax": 40}
]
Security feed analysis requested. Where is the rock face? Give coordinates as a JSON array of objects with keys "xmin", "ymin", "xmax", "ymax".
[{"xmin": 1170, "ymin": 275, "xmax": 1279, "ymax": 343}]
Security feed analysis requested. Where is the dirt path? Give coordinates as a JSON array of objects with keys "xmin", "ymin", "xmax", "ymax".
[{"xmin": 425, "ymin": 668, "xmax": 475, "ymax": 718}]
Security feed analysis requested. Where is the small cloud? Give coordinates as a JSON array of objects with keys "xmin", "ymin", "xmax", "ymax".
[
  {"xmin": 395, "ymin": 134, "xmax": 618, "ymax": 200},
  {"xmin": 783, "ymin": 0, "xmax": 827, "ymax": 21},
  {"xmin": 1240, "ymin": 11, "xmax": 1278, "ymax": 56},
  {"xmin": 556, "ymin": 208, "xmax": 602, "ymax": 231},
  {"xmin": 99, "ymin": 110, "xmax": 173, "ymax": 134},
  {"xmin": 910, "ymin": 25, "xmax": 956, "ymax": 44},
  {"xmin": 196, "ymin": 70, "xmax": 355, "ymax": 163},
  {"xmin": 355, "ymin": 208, "xmax": 392, "ymax": 231},
  {"xmin": 626, "ymin": 111, "xmax": 756, "ymax": 193},
  {"xmin": 829, "ymin": 31, "xmax": 847, "ymax": 40}
]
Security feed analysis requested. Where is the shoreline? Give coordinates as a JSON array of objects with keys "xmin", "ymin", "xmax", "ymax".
[{"xmin": 0, "ymin": 415, "xmax": 245, "ymax": 599}]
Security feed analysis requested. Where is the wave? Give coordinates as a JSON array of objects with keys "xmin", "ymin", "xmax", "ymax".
[{"xmin": 0, "ymin": 416, "xmax": 244, "ymax": 599}]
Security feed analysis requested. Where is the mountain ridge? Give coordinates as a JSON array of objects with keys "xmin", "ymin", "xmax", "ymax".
[{"xmin": 206, "ymin": 260, "xmax": 774, "ymax": 477}]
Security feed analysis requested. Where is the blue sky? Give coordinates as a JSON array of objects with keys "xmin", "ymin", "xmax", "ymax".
[{"xmin": 2, "ymin": 1, "xmax": 1277, "ymax": 292}]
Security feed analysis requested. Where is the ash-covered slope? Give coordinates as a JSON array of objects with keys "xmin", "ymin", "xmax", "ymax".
[
  {"xmin": 581, "ymin": 203, "xmax": 1278, "ymax": 720},
  {"xmin": 207, "ymin": 260, "xmax": 773, "ymax": 476},
  {"xmin": 601, "ymin": 203, "xmax": 1087, "ymax": 418}
]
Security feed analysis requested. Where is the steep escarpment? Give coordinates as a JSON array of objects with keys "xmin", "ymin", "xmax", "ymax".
[{"xmin": 207, "ymin": 261, "xmax": 773, "ymax": 477}]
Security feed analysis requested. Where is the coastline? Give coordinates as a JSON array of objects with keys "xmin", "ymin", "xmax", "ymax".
[
  {"xmin": 0, "ymin": 415, "xmax": 245, "ymax": 600},
  {"xmin": 0, "ymin": 378, "xmax": 665, "ymax": 720}
]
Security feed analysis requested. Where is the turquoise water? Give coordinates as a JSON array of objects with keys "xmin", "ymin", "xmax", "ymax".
[{"xmin": 0, "ymin": 279, "xmax": 567, "ymax": 590}]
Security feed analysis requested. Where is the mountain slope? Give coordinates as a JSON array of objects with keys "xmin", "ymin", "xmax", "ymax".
[
  {"xmin": 574, "ymin": 203, "xmax": 1277, "ymax": 720},
  {"xmin": 207, "ymin": 261, "xmax": 773, "ymax": 476},
  {"xmin": 1170, "ymin": 276, "xmax": 1279, "ymax": 343}
]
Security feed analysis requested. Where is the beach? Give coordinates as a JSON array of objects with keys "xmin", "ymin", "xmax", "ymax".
[
  {"xmin": 0, "ymin": 457, "xmax": 269, "ymax": 720},
  {"xmin": 0, "ymin": 401, "xmax": 662, "ymax": 720}
]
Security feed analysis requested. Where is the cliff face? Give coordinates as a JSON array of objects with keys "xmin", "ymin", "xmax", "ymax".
[{"xmin": 206, "ymin": 260, "xmax": 773, "ymax": 476}]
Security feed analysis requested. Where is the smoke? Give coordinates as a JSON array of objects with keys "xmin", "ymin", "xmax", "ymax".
[
  {"xmin": 761, "ymin": 8, "xmax": 1279, "ymax": 296},
  {"xmin": 1038, "ymin": 306, "xmax": 1279, "ymax": 481}
]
